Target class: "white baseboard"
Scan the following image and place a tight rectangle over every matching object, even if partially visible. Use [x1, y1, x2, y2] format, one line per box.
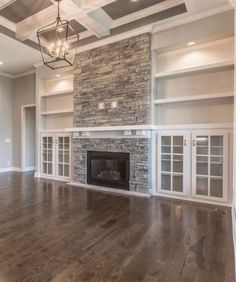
[232, 207, 236, 277]
[22, 166, 35, 172]
[0, 167, 21, 173]
[68, 182, 151, 198]
[0, 167, 35, 173]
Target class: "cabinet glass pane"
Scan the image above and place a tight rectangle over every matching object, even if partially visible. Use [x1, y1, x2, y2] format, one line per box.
[173, 175, 183, 193]
[197, 160, 208, 176]
[161, 136, 171, 154]
[196, 136, 208, 155]
[48, 163, 53, 174]
[43, 153, 47, 162]
[173, 136, 183, 154]
[48, 150, 53, 162]
[173, 155, 183, 173]
[58, 151, 63, 163]
[58, 164, 63, 176]
[43, 162, 47, 174]
[161, 174, 171, 191]
[210, 136, 223, 156]
[196, 177, 208, 196]
[210, 164, 223, 177]
[64, 153, 69, 164]
[64, 165, 69, 177]
[161, 160, 171, 172]
[210, 178, 223, 198]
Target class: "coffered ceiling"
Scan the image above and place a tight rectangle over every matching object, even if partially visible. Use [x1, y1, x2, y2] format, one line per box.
[0, 0, 233, 76]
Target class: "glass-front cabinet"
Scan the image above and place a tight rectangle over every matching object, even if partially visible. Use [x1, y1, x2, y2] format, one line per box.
[158, 133, 189, 195]
[56, 135, 71, 179]
[41, 133, 71, 180]
[41, 136, 54, 176]
[192, 132, 228, 202]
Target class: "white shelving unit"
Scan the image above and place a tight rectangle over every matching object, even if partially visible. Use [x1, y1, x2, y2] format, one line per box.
[39, 72, 74, 131]
[155, 60, 234, 79]
[154, 92, 234, 105]
[36, 67, 74, 181]
[152, 37, 234, 126]
[152, 32, 234, 205]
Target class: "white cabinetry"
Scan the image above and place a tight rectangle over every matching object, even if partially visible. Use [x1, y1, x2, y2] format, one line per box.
[157, 129, 230, 204]
[192, 132, 228, 202]
[157, 132, 190, 196]
[40, 133, 71, 180]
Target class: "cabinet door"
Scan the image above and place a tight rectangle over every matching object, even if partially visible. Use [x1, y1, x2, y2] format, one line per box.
[56, 135, 71, 179]
[158, 133, 189, 195]
[192, 132, 228, 202]
[41, 135, 54, 176]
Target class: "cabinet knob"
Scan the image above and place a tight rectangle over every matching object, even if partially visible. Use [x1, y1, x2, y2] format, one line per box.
[192, 140, 196, 147]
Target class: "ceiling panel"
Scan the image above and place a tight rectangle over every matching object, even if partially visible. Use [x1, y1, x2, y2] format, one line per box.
[0, 0, 53, 23]
[103, 0, 166, 19]
[78, 4, 187, 47]
[70, 20, 87, 33]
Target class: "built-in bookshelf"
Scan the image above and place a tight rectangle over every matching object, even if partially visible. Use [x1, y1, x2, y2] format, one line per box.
[38, 72, 74, 131]
[152, 37, 234, 125]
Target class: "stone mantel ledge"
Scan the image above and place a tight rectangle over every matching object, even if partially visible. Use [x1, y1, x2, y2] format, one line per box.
[66, 125, 156, 139]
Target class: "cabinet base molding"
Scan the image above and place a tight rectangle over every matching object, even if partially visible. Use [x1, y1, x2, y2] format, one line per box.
[153, 193, 232, 207]
[68, 182, 151, 198]
[34, 174, 70, 182]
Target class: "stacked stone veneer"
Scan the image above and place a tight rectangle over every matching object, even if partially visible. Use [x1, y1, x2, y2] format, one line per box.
[73, 33, 152, 194]
[74, 33, 151, 127]
[73, 138, 152, 193]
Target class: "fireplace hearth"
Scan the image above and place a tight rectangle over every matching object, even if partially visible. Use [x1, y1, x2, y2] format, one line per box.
[87, 151, 130, 190]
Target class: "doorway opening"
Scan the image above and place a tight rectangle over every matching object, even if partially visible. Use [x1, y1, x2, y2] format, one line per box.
[21, 105, 36, 172]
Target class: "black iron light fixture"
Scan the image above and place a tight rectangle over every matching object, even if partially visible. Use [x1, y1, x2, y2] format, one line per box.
[37, 0, 80, 70]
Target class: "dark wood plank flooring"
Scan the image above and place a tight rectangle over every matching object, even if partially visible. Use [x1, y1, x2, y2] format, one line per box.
[0, 172, 234, 282]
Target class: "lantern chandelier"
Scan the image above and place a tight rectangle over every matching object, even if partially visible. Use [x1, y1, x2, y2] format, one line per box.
[37, 0, 80, 70]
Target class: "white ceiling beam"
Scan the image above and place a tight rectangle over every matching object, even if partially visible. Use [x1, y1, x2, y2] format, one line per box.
[0, 14, 15, 31]
[0, 0, 16, 10]
[228, 0, 235, 7]
[15, 0, 113, 40]
[112, 0, 185, 28]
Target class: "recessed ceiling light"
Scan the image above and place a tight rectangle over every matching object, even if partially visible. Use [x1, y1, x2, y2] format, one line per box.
[130, 0, 139, 2]
[0, 62, 3, 65]
[187, 41, 196, 46]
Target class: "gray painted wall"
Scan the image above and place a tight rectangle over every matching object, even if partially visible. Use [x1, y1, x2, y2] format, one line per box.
[0, 75, 13, 169]
[12, 74, 35, 168]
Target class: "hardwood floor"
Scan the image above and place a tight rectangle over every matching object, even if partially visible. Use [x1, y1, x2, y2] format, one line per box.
[0, 172, 234, 282]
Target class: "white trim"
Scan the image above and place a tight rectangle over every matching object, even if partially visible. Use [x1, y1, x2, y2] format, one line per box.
[152, 4, 233, 34]
[153, 193, 232, 207]
[155, 123, 233, 130]
[22, 166, 36, 172]
[155, 60, 234, 78]
[41, 109, 74, 116]
[68, 182, 151, 198]
[0, 70, 35, 79]
[154, 92, 234, 105]
[77, 25, 153, 53]
[21, 104, 36, 172]
[13, 70, 35, 79]
[154, 37, 234, 55]
[66, 123, 233, 133]
[66, 125, 156, 132]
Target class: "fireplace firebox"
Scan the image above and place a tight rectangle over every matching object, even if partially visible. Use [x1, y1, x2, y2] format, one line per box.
[87, 151, 130, 190]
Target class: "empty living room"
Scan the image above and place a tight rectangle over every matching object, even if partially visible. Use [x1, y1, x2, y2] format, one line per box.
[0, 0, 236, 281]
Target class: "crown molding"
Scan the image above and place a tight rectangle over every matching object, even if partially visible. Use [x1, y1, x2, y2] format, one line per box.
[0, 69, 35, 79]
[152, 3, 233, 33]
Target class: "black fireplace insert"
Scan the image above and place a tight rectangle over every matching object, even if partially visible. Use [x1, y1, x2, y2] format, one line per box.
[87, 151, 130, 190]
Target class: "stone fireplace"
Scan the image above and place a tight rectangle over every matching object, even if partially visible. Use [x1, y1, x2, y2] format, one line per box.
[87, 151, 130, 190]
[72, 33, 152, 195]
